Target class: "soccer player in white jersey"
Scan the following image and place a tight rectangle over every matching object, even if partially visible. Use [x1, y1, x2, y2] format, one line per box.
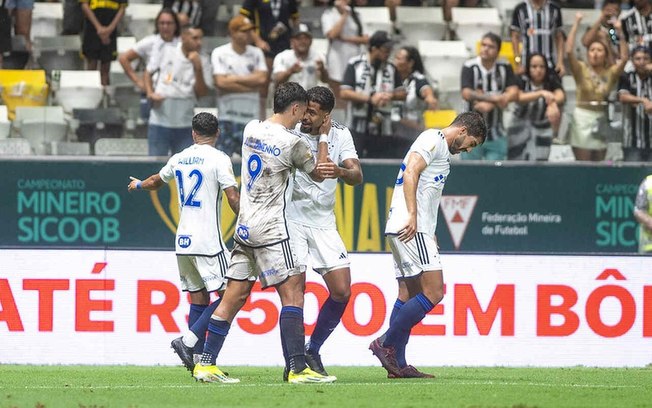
[369, 111, 487, 378]
[285, 86, 362, 379]
[192, 82, 336, 384]
[127, 112, 240, 371]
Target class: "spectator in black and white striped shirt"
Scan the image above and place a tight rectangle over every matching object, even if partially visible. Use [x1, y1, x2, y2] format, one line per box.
[618, 46, 652, 162]
[510, 0, 565, 77]
[507, 53, 565, 161]
[620, 0, 652, 54]
[461, 32, 519, 161]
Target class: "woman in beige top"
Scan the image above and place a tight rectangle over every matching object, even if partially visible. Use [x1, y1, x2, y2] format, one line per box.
[566, 12, 628, 161]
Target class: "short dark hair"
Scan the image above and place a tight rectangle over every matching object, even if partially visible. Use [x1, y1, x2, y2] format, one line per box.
[482, 32, 502, 51]
[155, 8, 180, 37]
[307, 86, 335, 113]
[273, 82, 308, 113]
[451, 111, 487, 144]
[192, 112, 219, 137]
[631, 45, 651, 58]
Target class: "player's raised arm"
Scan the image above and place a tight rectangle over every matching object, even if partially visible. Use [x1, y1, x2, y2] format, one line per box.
[127, 175, 165, 192]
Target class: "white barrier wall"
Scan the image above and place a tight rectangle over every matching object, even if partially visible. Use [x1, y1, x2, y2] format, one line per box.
[1, 250, 651, 367]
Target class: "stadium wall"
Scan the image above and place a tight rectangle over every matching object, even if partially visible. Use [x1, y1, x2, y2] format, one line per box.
[1, 250, 651, 367]
[2, 158, 652, 254]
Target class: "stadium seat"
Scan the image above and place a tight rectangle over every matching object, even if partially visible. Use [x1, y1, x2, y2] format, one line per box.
[423, 109, 457, 129]
[110, 37, 138, 73]
[72, 108, 124, 153]
[437, 75, 463, 112]
[54, 70, 104, 114]
[125, 4, 160, 40]
[202, 36, 231, 54]
[488, 0, 522, 23]
[0, 106, 10, 139]
[299, 6, 327, 37]
[561, 75, 576, 114]
[1, 36, 30, 70]
[47, 141, 92, 156]
[31, 2, 63, 39]
[395, 7, 446, 44]
[13, 106, 68, 154]
[548, 143, 575, 162]
[451, 7, 503, 51]
[33, 36, 85, 74]
[419, 40, 470, 85]
[0, 70, 49, 120]
[0, 138, 33, 156]
[107, 71, 143, 114]
[356, 7, 392, 36]
[94, 138, 148, 156]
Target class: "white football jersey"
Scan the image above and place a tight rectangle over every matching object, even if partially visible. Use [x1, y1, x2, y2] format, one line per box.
[159, 144, 238, 255]
[287, 121, 358, 229]
[385, 129, 450, 237]
[235, 120, 316, 247]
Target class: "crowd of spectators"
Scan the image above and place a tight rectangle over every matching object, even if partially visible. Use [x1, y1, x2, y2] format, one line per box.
[0, 0, 651, 162]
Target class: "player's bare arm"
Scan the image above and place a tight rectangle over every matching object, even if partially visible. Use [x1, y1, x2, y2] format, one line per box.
[316, 113, 332, 164]
[224, 186, 240, 216]
[398, 152, 427, 243]
[317, 158, 362, 185]
[127, 175, 165, 192]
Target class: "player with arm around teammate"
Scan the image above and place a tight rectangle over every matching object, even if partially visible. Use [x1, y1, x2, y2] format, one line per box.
[285, 86, 363, 379]
[191, 82, 336, 384]
[369, 111, 487, 378]
[127, 112, 240, 371]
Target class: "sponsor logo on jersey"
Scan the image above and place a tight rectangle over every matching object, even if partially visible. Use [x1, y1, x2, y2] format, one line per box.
[177, 235, 192, 248]
[236, 224, 250, 240]
[440, 195, 478, 250]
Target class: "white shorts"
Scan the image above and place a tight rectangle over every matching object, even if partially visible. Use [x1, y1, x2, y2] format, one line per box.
[176, 251, 230, 293]
[227, 240, 306, 289]
[288, 220, 350, 275]
[387, 233, 442, 279]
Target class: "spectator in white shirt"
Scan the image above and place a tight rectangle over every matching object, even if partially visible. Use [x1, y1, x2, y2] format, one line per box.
[273, 23, 328, 91]
[145, 25, 212, 156]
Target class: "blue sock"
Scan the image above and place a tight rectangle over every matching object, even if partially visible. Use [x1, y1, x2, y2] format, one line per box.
[389, 299, 405, 326]
[190, 299, 221, 355]
[308, 297, 348, 354]
[384, 293, 434, 349]
[388, 299, 408, 367]
[280, 306, 306, 373]
[200, 317, 230, 365]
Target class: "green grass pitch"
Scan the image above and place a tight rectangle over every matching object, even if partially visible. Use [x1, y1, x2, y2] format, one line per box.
[1, 365, 651, 408]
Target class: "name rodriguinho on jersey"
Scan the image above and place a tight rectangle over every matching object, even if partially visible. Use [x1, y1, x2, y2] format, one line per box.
[244, 137, 282, 156]
[177, 157, 205, 165]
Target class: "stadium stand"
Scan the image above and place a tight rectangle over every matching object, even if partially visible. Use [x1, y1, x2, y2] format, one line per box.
[396, 7, 446, 44]
[451, 7, 503, 50]
[110, 36, 137, 73]
[72, 108, 124, 153]
[0, 106, 10, 139]
[423, 109, 457, 130]
[31, 2, 63, 39]
[2, 36, 30, 70]
[54, 70, 104, 114]
[419, 40, 470, 85]
[13, 106, 68, 155]
[48, 141, 92, 156]
[356, 7, 392, 37]
[94, 137, 148, 156]
[33, 36, 85, 74]
[125, 4, 161, 40]
[0, 138, 32, 156]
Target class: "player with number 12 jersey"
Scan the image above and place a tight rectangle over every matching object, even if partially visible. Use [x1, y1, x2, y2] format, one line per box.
[159, 144, 238, 256]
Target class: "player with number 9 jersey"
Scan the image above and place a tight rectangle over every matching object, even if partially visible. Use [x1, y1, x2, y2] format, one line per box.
[159, 144, 238, 256]
[235, 119, 316, 247]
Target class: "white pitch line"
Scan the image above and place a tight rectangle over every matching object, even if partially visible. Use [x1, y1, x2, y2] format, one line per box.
[6, 381, 639, 390]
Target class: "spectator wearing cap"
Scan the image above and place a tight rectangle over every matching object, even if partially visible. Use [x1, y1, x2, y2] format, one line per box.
[211, 15, 268, 158]
[340, 30, 405, 158]
[618, 46, 652, 162]
[272, 23, 328, 91]
[240, 0, 299, 123]
[144, 25, 212, 156]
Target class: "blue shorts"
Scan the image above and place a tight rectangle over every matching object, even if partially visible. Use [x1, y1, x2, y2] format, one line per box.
[5, 0, 35, 10]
